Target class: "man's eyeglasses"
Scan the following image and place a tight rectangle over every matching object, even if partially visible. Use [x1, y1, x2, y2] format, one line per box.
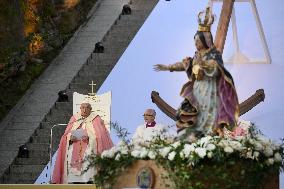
[143, 114, 153, 117]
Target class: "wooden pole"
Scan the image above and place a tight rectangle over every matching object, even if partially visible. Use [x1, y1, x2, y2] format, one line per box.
[214, 0, 235, 53]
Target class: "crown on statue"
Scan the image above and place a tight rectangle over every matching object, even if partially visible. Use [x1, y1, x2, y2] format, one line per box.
[198, 7, 215, 32]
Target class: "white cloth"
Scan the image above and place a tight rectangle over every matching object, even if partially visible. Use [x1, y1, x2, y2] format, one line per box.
[132, 123, 169, 145]
[66, 144, 95, 183]
[65, 113, 98, 183]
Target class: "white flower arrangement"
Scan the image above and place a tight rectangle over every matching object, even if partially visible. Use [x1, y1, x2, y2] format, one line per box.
[91, 121, 283, 189]
[99, 133, 284, 168]
[168, 151, 176, 161]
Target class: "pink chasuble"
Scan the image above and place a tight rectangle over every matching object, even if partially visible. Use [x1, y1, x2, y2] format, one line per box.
[69, 125, 88, 172]
[52, 114, 113, 184]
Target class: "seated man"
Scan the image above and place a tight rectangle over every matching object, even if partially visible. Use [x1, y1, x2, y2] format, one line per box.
[52, 101, 113, 184]
[132, 109, 170, 145]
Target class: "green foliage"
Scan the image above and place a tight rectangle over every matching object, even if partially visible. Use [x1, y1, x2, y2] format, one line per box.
[40, 1, 57, 19]
[86, 122, 135, 189]
[158, 156, 279, 189]
[110, 122, 131, 144]
[87, 152, 137, 189]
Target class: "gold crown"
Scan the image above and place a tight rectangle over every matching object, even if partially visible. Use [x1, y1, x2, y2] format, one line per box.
[198, 7, 215, 32]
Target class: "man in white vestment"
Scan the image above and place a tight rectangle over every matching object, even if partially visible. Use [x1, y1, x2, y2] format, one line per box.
[132, 109, 170, 145]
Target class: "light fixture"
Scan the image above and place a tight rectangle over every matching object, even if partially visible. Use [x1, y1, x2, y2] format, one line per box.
[93, 42, 104, 53]
[122, 4, 131, 15]
[58, 90, 68, 102]
[18, 144, 29, 158]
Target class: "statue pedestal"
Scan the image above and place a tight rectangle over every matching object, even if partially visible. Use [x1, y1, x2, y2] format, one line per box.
[114, 160, 174, 189]
[114, 160, 279, 189]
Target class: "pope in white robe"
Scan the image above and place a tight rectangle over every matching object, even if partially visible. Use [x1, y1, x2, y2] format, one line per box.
[52, 102, 113, 184]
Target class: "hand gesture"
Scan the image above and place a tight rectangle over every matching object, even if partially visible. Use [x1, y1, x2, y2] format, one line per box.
[182, 57, 191, 64]
[153, 64, 168, 72]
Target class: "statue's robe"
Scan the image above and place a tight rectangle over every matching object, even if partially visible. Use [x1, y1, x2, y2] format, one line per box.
[178, 47, 239, 133]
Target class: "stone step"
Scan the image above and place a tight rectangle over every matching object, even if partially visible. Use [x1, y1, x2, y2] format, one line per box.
[0, 143, 22, 151]
[119, 14, 147, 22]
[72, 77, 107, 87]
[4, 172, 41, 183]
[9, 165, 45, 174]
[73, 72, 107, 82]
[3, 178, 35, 184]
[27, 149, 50, 158]
[29, 137, 48, 148]
[21, 144, 55, 159]
[18, 150, 49, 159]
[70, 79, 106, 91]
[103, 36, 133, 46]
[115, 12, 146, 23]
[102, 46, 126, 55]
[111, 19, 141, 29]
[34, 126, 66, 138]
[131, 5, 156, 11]
[79, 64, 111, 74]
[66, 89, 89, 97]
[55, 102, 72, 110]
[30, 135, 50, 144]
[76, 70, 112, 81]
[131, 2, 158, 10]
[114, 21, 143, 28]
[109, 25, 139, 34]
[26, 143, 50, 151]
[68, 83, 94, 94]
[50, 102, 73, 116]
[88, 54, 120, 64]
[102, 39, 131, 50]
[79, 65, 113, 76]
[0, 130, 34, 144]
[14, 157, 50, 165]
[39, 122, 55, 130]
[81, 64, 114, 75]
[105, 28, 139, 40]
[105, 30, 133, 41]
[37, 122, 66, 134]
[91, 50, 122, 59]
[44, 115, 70, 124]
[50, 106, 72, 116]
[5, 122, 41, 130]
[82, 63, 114, 72]
[89, 52, 119, 62]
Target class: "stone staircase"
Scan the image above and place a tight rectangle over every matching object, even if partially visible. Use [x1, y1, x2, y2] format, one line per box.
[0, 0, 158, 184]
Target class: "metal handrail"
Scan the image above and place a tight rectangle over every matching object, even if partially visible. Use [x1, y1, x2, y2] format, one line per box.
[49, 123, 67, 183]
